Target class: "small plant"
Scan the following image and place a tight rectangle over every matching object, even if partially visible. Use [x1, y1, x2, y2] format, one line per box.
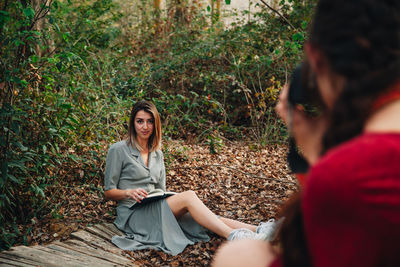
[163, 142, 189, 168]
[0, 0, 317, 250]
[206, 133, 223, 154]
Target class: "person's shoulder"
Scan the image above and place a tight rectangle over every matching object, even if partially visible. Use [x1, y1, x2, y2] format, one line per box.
[318, 133, 400, 167]
[305, 133, 400, 220]
[310, 133, 400, 185]
[152, 149, 164, 158]
[108, 140, 129, 151]
[304, 135, 373, 208]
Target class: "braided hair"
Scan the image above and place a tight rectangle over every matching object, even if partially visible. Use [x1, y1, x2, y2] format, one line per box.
[279, 1, 400, 266]
[310, 0, 400, 150]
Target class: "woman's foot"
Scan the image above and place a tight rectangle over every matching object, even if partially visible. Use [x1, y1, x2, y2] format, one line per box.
[255, 217, 285, 241]
[227, 228, 257, 241]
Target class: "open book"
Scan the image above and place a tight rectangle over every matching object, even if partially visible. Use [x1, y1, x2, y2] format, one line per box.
[136, 189, 177, 206]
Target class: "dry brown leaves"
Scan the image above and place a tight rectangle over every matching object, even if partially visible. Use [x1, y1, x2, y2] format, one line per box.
[20, 140, 298, 266]
[122, 140, 298, 266]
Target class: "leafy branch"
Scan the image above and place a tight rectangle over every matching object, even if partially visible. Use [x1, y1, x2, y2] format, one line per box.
[259, 0, 298, 31]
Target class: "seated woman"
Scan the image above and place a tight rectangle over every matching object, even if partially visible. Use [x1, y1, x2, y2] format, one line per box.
[213, 0, 400, 266]
[104, 100, 276, 255]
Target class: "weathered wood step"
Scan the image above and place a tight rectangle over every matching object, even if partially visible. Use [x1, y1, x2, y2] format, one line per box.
[101, 223, 125, 236]
[53, 240, 133, 265]
[35, 244, 117, 266]
[71, 229, 124, 255]
[0, 253, 38, 266]
[93, 223, 123, 239]
[1, 245, 82, 267]
[86, 225, 114, 240]
[0, 223, 137, 267]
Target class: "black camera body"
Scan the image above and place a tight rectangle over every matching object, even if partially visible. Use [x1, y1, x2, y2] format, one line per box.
[288, 64, 309, 107]
[287, 64, 311, 174]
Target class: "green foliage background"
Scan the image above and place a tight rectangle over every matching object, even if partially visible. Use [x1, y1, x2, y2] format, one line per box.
[0, 0, 316, 250]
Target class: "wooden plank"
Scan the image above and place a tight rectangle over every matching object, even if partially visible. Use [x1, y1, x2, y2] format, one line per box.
[0, 224, 136, 267]
[51, 240, 134, 266]
[0, 252, 38, 266]
[2, 245, 79, 267]
[0, 256, 37, 267]
[8, 245, 92, 267]
[0, 261, 15, 266]
[35, 245, 115, 266]
[77, 224, 136, 263]
[101, 223, 125, 236]
[0, 246, 49, 267]
[0, 253, 40, 266]
[86, 226, 113, 240]
[93, 224, 119, 239]
[62, 239, 114, 258]
[70, 230, 124, 255]
[96, 224, 137, 261]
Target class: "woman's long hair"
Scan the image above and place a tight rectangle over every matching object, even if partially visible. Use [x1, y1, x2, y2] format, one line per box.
[127, 100, 162, 152]
[279, 0, 400, 266]
[312, 0, 400, 150]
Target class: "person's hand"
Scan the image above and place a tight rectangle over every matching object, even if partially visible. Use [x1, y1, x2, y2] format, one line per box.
[276, 83, 328, 165]
[275, 84, 291, 125]
[125, 188, 148, 202]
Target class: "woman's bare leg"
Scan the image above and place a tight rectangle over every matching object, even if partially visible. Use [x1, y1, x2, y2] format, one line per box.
[219, 217, 257, 232]
[167, 191, 235, 238]
[212, 239, 276, 267]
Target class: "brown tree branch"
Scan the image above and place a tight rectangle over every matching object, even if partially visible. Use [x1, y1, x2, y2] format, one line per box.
[0, 0, 9, 37]
[30, 0, 53, 30]
[259, 0, 298, 31]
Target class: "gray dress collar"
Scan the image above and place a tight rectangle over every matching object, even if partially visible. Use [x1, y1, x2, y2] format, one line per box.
[127, 142, 156, 169]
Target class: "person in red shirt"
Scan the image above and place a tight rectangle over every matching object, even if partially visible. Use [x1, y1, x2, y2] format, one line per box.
[212, 0, 400, 266]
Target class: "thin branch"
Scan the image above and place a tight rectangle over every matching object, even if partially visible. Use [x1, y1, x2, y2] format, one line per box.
[33, 0, 51, 21]
[2, 0, 8, 11]
[25, 47, 58, 84]
[259, 0, 298, 31]
[170, 164, 298, 186]
[30, 0, 53, 30]
[0, 0, 9, 37]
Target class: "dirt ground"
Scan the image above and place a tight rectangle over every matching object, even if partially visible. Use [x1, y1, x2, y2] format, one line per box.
[22, 140, 298, 266]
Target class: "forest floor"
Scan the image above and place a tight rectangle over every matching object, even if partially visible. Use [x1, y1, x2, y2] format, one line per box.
[20, 140, 298, 266]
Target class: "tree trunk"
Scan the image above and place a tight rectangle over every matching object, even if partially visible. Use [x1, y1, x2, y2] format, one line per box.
[215, 0, 220, 21]
[31, 0, 54, 57]
[153, 0, 161, 33]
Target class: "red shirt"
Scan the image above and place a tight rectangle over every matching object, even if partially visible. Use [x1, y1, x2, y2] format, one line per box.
[303, 133, 400, 266]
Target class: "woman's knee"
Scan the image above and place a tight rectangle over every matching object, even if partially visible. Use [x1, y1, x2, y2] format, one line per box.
[179, 190, 199, 206]
[182, 190, 198, 199]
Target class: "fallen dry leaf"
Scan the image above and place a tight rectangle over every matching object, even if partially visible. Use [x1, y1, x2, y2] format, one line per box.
[10, 140, 297, 266]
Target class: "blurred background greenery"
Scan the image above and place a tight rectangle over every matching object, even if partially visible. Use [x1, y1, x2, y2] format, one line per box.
[0, 0, 316, 250]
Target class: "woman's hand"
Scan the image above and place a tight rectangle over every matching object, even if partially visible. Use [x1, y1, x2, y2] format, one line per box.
[276, 84, 328, 165]
[125, 188, 148, 203]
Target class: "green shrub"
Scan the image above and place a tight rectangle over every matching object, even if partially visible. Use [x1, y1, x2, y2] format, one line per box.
[0, 0, 128, 250]
[0, 0, 316, 250]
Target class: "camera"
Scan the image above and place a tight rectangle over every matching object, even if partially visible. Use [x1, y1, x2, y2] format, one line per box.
[286, 63, 322, 175]
[288, 64, 308, 107]
[288, 63, 321, 114]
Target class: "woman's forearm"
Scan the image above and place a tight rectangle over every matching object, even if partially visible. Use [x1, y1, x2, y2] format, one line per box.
[104, 188, 128, 201]
[105, 188, 148, 202]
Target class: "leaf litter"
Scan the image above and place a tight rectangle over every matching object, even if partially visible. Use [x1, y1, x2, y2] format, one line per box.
[16, 140, 298, 266]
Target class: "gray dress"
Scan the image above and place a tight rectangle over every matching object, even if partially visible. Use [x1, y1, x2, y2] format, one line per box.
[104, 141, 210, 255]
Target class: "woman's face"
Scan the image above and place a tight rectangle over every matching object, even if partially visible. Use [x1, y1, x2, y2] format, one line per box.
[134, 110, 154, 143]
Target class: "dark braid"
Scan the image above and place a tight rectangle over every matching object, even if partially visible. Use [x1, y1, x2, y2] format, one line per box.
[279, 1, 400, 266]
[309, 0, 400, 150]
